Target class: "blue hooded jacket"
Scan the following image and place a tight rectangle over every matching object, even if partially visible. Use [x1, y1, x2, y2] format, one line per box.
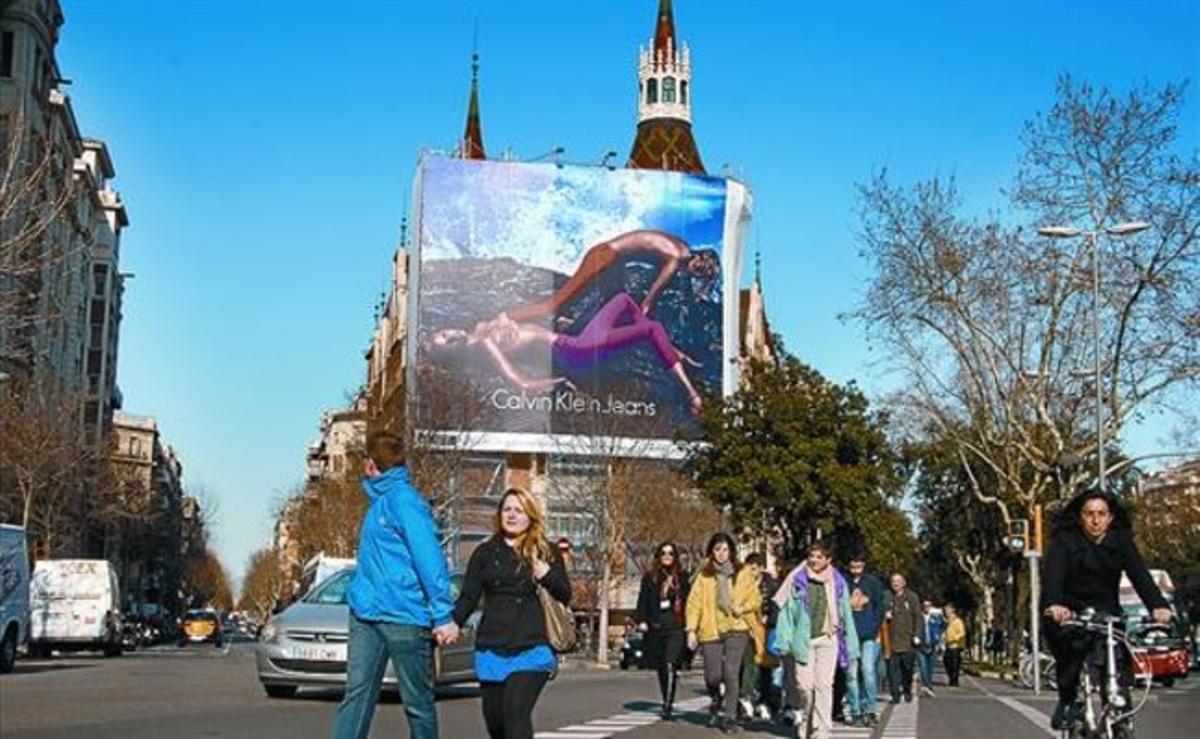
[345, 466, 454, 627]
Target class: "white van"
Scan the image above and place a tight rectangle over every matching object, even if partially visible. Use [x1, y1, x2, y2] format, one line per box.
[28, 559, 123, 657]
[0, 524, 30, 673]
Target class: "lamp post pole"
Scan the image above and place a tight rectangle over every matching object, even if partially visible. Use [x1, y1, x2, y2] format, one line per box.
[1037, 221, 1149, 490]
[1089, 230, 1106, 493]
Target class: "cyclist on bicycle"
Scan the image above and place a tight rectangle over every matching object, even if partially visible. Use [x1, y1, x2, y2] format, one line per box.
[1043, 489, 1173, 730]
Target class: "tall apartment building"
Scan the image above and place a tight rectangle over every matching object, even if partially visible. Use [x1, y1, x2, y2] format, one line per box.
[109, 411, 185, 615]
[0, 0, 128, 442]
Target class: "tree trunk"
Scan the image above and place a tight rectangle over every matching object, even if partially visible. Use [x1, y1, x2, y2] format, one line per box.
[597, 557, 612, 665]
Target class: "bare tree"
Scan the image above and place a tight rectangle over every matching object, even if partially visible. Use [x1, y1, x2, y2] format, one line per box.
[548, 386, 685, 664]
[855, 77, 1200, 531]
[238, 547, 287, 622]
[0, 375, 90, 557]
[0, 101, 83, 357]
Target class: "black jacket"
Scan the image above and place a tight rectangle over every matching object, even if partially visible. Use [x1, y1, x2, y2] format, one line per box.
[452, 536, 572, 655]
[1042, 525, 1168, 616]
[635, 570, 689, 632]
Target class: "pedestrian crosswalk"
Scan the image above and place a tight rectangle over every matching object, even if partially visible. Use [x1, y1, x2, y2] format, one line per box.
[880, 695, 919, 739]
[534, 697, 706, 738]
[535, 695, 900, 737]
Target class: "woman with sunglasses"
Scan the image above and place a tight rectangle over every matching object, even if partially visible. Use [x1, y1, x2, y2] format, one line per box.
[636, 541, 690, 719]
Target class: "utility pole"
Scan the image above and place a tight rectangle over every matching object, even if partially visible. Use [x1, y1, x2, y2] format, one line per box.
[1026, 505, 1044, 694]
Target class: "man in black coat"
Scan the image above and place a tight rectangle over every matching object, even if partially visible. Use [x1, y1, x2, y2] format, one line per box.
[1043, 489, 1172, 730]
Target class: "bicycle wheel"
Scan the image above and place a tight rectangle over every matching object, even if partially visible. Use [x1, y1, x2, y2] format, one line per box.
[1040, 655, 1059, 691]
[1019, 656, 1035, 689]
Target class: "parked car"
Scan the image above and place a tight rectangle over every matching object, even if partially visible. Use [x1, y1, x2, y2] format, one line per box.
[619, 631, 648, 670]
[28, 559, 122, 658]
[0, 524, 30, 673]
[255, 567, 477, 698]
[179, 609, 224, 647]
[1129, 618, 1191, 688]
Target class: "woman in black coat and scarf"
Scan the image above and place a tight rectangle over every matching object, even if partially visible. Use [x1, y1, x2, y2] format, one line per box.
[1042, 488, 1172, 730]
[636, 541, 690, 720]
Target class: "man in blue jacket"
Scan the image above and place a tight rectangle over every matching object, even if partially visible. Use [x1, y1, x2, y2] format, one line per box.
[330, 435, 458, 739]
[845, 552, 886, 728]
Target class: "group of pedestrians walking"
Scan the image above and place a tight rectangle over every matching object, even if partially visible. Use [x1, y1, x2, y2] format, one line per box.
[325, 431, 986, 739]
[635, 535, 972, 738]
[330, 436, 571, 739]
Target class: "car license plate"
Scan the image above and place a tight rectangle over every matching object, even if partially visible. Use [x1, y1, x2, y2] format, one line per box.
[289, 645, 343, 662]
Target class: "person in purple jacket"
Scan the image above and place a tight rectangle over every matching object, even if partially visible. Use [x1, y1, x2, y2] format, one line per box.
[329, 433, 459, 739]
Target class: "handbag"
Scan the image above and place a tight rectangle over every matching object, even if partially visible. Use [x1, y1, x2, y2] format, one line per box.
[537, 583, 578, 653]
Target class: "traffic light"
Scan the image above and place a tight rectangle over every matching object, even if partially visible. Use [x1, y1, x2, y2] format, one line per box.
[1007, 519, 1029, 553]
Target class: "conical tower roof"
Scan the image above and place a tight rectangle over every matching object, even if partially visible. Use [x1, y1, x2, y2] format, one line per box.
[461, 52, 486, 160]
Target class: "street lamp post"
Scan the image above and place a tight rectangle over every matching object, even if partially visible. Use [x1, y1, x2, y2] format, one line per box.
[1030, 221, 1149, 695]
[1037, 221, 1150, 492]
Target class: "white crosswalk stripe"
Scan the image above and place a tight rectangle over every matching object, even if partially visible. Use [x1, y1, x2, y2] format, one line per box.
[879, 694, 919, 739]
[534, 698, 706, 739]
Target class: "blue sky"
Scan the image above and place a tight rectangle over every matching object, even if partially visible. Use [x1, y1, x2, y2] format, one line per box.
[55, 1, 1198, 584]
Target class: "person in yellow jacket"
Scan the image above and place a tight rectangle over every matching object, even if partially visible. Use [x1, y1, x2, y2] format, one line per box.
[942, 604, 967, 688]
[686, 533, 762, 733]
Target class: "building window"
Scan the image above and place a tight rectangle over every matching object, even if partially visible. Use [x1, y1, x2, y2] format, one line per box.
[129, 436, 142, 457]
[662, 77, 676, 103]
[680, 80, 688, 105]
[1, 32, 13, 78]
[93, 264, 108, 297]
[646, 78, 657, 105]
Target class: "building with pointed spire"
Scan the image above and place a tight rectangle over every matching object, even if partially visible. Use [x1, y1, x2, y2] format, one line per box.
[460, 52, 486, 159]
[627, 0, 704, 174]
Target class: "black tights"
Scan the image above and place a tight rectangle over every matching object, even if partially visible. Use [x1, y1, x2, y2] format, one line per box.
[480, 671, 550, 739]
[656, 663, 678, 706]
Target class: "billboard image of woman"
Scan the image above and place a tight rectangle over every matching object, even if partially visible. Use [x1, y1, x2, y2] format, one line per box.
[410, 155, 746, 451]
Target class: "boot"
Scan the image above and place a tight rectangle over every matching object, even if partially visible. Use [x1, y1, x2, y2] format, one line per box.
[663, 670, 677, 720]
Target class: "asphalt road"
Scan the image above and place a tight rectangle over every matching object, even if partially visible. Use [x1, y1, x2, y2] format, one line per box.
[1, 644, 1197, 738]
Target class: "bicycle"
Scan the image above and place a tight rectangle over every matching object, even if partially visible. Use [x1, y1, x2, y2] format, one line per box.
[1058, 608, 1153, 739]
[1018, 647, 1058, 690]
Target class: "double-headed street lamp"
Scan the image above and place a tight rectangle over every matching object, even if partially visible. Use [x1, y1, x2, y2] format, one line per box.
[1037, 221, 1151, 494]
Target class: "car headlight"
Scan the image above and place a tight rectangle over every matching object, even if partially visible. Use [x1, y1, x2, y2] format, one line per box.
[260, 621, 279, 643]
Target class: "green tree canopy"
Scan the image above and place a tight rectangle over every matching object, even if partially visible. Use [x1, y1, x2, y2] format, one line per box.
[689, 353, 913, 564]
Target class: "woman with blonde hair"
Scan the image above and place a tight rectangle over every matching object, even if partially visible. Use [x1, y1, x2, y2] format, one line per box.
[453, 488, 571, 739]
[686, 532, 762, 733]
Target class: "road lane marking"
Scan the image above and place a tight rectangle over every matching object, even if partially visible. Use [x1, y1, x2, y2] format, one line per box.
[534, 698, 708, 739]
[965, 675, 1055, 737]
[880, 693, 919, 738]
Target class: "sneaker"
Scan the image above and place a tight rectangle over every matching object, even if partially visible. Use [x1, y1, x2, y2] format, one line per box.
[755, 704, 772, 720]
[661, 704, 673, 721]
[738, 698, 755, 718]
[904, 693, 913, 703]
[865, 713, 878, 727]
[779, 708, 797, 726]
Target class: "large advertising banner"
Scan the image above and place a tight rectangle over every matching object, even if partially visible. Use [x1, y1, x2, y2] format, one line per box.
[410, 155, 748, 456]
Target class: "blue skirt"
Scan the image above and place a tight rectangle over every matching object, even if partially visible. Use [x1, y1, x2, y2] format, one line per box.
[475, 644, 557, 683]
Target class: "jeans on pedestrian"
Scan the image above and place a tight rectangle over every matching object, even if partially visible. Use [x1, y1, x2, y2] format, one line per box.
[330, 613, 437, 739]
[888, 651, 915, 702]
[845, 638, 879, 718]
[700, 631, 749, 717]
[915, 648, 935, 689]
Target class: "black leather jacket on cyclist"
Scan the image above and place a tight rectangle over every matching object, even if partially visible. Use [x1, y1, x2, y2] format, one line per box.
[1042, 491, 1169, 720]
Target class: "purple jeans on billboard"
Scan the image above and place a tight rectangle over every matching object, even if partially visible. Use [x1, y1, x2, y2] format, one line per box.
[552, 293, 680, 369]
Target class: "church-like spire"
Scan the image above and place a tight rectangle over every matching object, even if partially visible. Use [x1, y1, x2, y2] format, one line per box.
[653, 0, 676, 57]
[628, 0, 704, 174]
[461, 51, 486, 160]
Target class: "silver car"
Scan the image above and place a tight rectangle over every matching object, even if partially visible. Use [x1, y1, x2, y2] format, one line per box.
[255, 568, 477, 698]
